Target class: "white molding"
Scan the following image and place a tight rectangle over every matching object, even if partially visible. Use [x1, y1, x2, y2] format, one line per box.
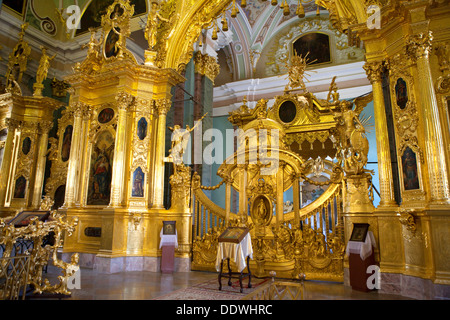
[213, 61, 371, 117]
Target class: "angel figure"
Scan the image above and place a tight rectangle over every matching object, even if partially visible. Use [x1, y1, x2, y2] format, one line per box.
[145, 1, 169, 50]
[46, 137, 59, 162]
[168, 113, 208, 165]
[82, 28, 102, 60]
[332, 93, 373, 175]
[35, 47, 56, 86]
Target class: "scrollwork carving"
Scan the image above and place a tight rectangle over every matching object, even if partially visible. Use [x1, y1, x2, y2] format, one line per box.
[406, 32, 433, 61]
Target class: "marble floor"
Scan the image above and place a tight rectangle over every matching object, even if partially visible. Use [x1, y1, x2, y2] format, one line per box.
[31, 266, 413, 300]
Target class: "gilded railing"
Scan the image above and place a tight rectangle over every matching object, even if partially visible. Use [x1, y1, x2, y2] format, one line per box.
[0, 210, 79, 299]
[0, 255, 31, 300]
[283, 183, 344, 241]
[191, 186, 236, 240]
[191, 175, 345, 281]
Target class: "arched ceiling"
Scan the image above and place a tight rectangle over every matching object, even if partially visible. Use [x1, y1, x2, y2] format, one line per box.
[0, 0, 366, 83]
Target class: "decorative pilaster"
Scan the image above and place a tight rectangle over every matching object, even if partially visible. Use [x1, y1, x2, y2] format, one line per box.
[292, 173, 300, 228]
[30, 121, 53, 209]
[152, 98, 171, 209]
[276, 163, 285, 227]
[110, 91, 134, 207]
[64, 102, 85, 207]
[406, 32, 450, 204]
[224, 177, 232, 225]
[0, 119, 21, 208]
[238, 164, 248, 221]
[76, 106, 93, 206]
[364, 61, 397, 207]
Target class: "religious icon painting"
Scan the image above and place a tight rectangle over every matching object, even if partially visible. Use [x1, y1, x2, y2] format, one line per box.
[401, 147, 420, 191]
[98, 108, 115, 124]
[250, 195, 271, 226]
[163, 221, 176, 235]
[22, 137, 31, 155]
[14, 176, 27, 199]
[132, 167, 145, 197]
[349, 223, 369, 242]
[87, 131, 114, 205]
[137, 117, 148, 140]
[61, 125, 73, 162]
[278, 100, 297, 124]
[104, 28, 120, 58]
[293, 32, 331, 66]
[395, 78, 408, 110]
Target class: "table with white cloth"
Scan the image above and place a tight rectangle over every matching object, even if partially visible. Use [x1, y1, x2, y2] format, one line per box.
[159, 228, 178, 274]
[346, 231, 377, 292]
[215, 232, 253, 293]
[345, 231, 376, 261]
[159, 228, 178, 249]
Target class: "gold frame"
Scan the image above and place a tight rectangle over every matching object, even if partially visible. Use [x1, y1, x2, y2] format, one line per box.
[398, 142, 425, 202]
[290, 31, 334, 68]
[250, 194, 274, 227]
[274, 97, 302, 125]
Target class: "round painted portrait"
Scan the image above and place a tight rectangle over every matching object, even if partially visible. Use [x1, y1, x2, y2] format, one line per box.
[98, 108, 115, 124]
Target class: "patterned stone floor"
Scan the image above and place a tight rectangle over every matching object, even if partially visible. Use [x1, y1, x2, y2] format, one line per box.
[30, 266, 413, 300]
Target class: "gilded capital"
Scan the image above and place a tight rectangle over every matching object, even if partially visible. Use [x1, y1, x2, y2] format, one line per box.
[116, 91, 135, 110]
[68, 102, 88, 117]
[38, 121, 54, 134]
[154, 98, 172, 116]
[406, 32, 433, 60]
[6, 118, 22, 130]
[363, 61, 384, 83]
[194, 52, 220, 83]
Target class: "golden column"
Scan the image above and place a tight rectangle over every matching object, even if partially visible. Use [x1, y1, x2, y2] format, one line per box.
[292, 173, 300, 228]
[110, 92, 134, 208]
[224, 177, 232, 225]
[0, 119, 20, 209]
[363, 61, 397, 208]
[276, 163, 285, 227]
[64, 102, 84, 208]
[152, 98, 171, 209]
[30, 120, 53, 209]
[238, 164, 248, 220]
[407, 32, 450, 204]
[76, 106, 93, 206]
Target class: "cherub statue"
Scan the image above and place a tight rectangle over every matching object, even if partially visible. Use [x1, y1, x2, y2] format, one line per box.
[145, 1, 169, 50]
[46, 137, 59, 161]
[35, 47, 56, 87]
[82, 28, 102, 60]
